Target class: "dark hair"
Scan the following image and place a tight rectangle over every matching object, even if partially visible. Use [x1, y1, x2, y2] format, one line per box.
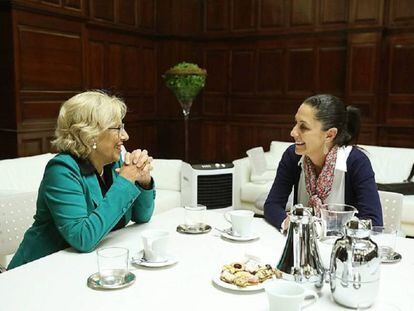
[303, 94, 361, 146]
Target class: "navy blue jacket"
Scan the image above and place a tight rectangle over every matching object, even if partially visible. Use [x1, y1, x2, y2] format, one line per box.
[264, 145, 383, 229]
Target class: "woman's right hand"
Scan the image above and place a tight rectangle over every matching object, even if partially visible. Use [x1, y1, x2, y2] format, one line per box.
[117, 149, 153, 184]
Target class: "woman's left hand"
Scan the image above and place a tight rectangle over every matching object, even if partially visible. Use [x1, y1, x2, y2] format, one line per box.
[124, 149, 153, 188]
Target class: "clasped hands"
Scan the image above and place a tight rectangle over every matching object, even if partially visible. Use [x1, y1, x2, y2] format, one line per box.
[117, 149, 153, 188]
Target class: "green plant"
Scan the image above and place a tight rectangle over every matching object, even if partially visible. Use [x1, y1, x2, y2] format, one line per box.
[163, 62, 207, 104]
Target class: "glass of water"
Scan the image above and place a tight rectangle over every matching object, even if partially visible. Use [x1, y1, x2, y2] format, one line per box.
[97, 247, 129, 286]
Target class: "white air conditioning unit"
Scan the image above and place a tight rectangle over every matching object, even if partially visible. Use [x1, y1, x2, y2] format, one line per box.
[181, 162, 234, 209]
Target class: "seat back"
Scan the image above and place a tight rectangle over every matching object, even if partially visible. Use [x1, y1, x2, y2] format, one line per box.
[378, 190, 403, 232]
[0, 192, 37, 268]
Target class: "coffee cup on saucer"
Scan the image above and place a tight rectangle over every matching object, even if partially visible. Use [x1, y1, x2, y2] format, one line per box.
[141, 229, 169, 263]
[224, 210, 254, 237]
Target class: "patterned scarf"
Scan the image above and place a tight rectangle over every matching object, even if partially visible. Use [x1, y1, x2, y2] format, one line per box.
[304, 145, 338, 217]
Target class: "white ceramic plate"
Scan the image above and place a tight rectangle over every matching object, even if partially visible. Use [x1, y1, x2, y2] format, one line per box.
[131, 253, 178, 268]
[212, 274, 267, 292]
[221, 231, 260, 241]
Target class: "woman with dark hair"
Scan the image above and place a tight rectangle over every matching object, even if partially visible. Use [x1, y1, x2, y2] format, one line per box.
[264, 94, 383, 230]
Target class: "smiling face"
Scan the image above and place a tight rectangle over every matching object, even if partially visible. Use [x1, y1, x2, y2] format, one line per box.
[92, 121, 129, 170]
[290, 103, 331, 166]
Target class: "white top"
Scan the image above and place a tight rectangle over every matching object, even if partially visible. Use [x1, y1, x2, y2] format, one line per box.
[298, 145, 353, 205]
[0, 208, 413, 311]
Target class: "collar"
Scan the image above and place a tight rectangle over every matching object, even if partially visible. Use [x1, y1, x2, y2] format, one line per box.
[297, 145, 352, 172]
[72, 155, 114, 176]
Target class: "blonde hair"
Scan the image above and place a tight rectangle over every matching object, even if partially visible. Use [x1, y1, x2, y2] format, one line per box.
[52, 90, 127, 158]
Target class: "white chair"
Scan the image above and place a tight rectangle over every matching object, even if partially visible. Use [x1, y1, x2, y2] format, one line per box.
[378, 190, 404, 234]
[0, 192, 37, 270]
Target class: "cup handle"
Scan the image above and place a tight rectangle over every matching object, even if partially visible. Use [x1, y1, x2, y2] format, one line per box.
[302, 289, 318, 309]
[224, 212, 232, 224]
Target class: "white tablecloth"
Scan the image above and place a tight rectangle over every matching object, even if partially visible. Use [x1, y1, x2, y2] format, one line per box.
[1, 208, 413, 311]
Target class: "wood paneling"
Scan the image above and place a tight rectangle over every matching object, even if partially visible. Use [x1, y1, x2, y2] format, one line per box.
[118, 0, 137, 27]
[231, 49, 255, 94]
[350, 0, 383, 26]
[204, 0, 229, 32]
[290, 0, 314, 26]
[287, 47, 315, 94]
[388, 0, 414, 26]
[319, 0, 348, 25]
[90, 0, 115, 22]
[258, 0, 285, 29]
[230, 0, 255, 31]
[2, 0, 414, 160]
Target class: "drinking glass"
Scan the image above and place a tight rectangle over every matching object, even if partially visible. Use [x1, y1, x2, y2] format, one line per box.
[97, 247, 129, 286]
[317, 203, 357, 279]
[370, 226, 397, 260]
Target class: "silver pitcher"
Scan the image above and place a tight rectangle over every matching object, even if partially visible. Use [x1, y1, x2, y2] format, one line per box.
[277, 204, 324, 288]
[330, 219, 380, 309]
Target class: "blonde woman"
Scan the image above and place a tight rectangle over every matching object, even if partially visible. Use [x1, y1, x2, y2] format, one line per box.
[9, 91, 155, 269]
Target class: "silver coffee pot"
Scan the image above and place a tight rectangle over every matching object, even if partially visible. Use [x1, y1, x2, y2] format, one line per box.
[277, 204, 324, 288]
[330, 219, 380, 309]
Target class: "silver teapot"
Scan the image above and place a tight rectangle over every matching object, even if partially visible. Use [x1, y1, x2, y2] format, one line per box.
[277, 204, 324, 288]
[330, 219, 380, 309]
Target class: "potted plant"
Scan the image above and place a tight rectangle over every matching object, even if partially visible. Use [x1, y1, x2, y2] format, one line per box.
[163, 62, 207, 161]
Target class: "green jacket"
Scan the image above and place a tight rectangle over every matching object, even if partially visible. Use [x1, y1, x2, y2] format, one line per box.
[8, 153, 155, 269]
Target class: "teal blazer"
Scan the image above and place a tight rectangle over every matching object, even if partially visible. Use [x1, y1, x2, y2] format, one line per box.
[8, 153, 155, 269]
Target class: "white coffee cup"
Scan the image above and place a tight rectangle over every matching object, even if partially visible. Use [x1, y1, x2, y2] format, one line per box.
[265, 280, 318, 311]
[224, 210, 254, 237]
[141, 229, 169, 263]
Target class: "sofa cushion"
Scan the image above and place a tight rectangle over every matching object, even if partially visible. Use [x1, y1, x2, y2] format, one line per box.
[151, 159, 182, 191]
[240, 181, 273, 203]
[0, 153, 55, 192]
[154, 189, 181, 214]
[360, 145, 414, 183]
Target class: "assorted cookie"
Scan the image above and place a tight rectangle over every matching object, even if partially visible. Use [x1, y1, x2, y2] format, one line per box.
[219, 260, 281, 288]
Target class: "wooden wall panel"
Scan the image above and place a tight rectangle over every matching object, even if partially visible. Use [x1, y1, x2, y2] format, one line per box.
[384, 33, 414, 127]
[88, 41, 105, 88]
[90, 0, 115, 22]
[319, 0, 348, 26]
[350, 0, 383, 26]
[318, 46, 346, 94]
[388, 0, 414, 26]
[257, 48, 284, 94]
[231, 49, 255, 94]
[258, 0, 285, 29]
[290, 0, 315, 26]
[230, 0, 255, 31]
[204, 0, 229, 33]
[287, 47, 315, 94]
[346, 32, 381, 123]
[138, 0, 156, 30]
[118, 0, 137, 27]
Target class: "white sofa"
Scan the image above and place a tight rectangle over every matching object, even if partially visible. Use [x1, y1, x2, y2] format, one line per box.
[233, 141, 414, 236]
[0, 153, 182, 268]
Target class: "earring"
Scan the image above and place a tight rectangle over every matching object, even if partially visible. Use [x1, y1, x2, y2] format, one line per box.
[92, 142, 97, 150]
[323, 142, 329, 155]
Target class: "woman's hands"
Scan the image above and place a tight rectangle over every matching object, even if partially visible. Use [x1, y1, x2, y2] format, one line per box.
[117, 149, 153, 188]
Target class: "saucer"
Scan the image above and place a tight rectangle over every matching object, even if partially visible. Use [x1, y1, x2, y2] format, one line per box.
[381, 251, 402, 264]
[221, 231, 260, 242]
[87, 271, 135, 290]
[131, 252, 178, 268]
[177, 224, 212, 234]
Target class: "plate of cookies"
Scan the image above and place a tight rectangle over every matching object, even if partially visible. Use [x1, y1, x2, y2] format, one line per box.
[212, 259, 281, 292]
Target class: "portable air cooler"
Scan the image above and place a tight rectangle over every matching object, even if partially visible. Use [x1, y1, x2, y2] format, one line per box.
[181, 162, 234, 209]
